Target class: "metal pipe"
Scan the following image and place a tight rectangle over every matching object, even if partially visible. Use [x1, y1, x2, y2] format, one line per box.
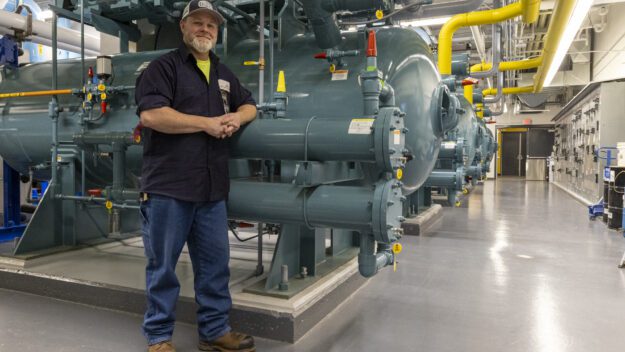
[321, 0, 385, 12]
[50, 13, 59, 188]
[471, 24, 501, 79]
[470, 56, 542, 73]
[228, 179, 403, 242]
[269, 0, 275, 102]
[419, 0, 486, 18]
[277, 0, 289, 51]
[464, 84, 474, 105]
[259, 0, 265, 104]
[57, 195, 140, 210]
[80, 0, 85, 86]
[358, 233, 393, 278]
[482, 85, 533, 96]
[301, 0, 342, 49]
[533, 0, 576, 92]
[0, 9, 100, 52]
[0, 89, 75, 99]
[484, 69, 504, 104]
[437, 1, 540, 75]
[0, 26, 99, 56]
[230, 112, 406, 173]
[256, 222, 264, 276]
[425, 169, 464, 189]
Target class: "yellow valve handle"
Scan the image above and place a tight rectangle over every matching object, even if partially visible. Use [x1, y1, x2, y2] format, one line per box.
[392, 243, 402, 254]
[100, 93, 107, 100]
[455, 201, 461, 207]
[98, 84, 106, 92]
[375, 9, 384, 20]
[396, 169, 403, 180]
[243, 61, 259, 66]
[87, 93, 92, 101]
[463, 188, 469, 195]
[329, 64, 336, 73]
[105, 201, 113, 210]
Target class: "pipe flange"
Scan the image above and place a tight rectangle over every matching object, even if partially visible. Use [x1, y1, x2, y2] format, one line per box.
[432, 84, 460, 137]
[373, 107, 406, 174]
[455, 166, 465, 192]
[371, 179, 404, 243]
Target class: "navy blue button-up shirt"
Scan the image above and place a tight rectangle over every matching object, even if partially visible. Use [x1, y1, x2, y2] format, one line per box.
[135, 45, 255, 202]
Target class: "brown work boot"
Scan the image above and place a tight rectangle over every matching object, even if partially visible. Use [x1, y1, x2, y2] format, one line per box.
[198, 331, 255, 351]
[148, 340, 176, 352]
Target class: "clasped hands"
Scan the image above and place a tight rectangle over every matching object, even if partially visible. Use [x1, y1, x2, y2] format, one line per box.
[205, 113, 241, 139]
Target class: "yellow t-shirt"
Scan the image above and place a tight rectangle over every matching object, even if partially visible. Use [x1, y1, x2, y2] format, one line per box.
[196, 59, 211, 83]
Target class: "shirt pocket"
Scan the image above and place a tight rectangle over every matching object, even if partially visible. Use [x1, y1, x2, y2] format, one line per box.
[175, 85, 207, 114]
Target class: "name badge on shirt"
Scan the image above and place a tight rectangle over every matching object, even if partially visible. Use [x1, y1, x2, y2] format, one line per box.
[218, 79, 231, 113]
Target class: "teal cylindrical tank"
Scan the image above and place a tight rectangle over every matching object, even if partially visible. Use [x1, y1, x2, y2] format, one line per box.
[0, 53, 160, 185]
[0, 27, 444, 196]
[222, 27, 446, 194]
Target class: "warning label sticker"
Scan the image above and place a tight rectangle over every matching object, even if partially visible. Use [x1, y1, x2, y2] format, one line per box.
[348, 119, 374, 134]
[394, 130, 401, 145]
[332, 70, 349, 81]
[442, 141, 457, 150]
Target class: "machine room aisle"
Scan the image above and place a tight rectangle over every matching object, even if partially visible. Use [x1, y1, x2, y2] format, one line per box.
[2, 178, 625, 352]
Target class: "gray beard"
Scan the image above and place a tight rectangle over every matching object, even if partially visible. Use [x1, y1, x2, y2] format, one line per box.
[190, 37, 213, 54]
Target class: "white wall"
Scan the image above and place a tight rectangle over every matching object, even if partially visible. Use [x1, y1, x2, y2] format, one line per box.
[495, 106, 561, 126]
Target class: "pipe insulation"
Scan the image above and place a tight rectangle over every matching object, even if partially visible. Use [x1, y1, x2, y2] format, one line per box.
[0, 9, 100, 53]
[0, 26, 100, 56]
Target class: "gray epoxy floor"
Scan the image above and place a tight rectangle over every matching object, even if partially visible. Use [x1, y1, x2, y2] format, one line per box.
[3, 178, 625, 352]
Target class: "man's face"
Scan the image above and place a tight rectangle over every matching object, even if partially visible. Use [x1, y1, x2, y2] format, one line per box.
[180, 12, 219, 55]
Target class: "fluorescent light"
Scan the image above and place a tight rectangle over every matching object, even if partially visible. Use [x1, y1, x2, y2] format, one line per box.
[544, 0, 593, 87]
[400, 16, 452, 28]
[40, 10, 53, 20]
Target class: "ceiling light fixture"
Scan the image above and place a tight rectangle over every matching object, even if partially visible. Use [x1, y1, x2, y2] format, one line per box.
[544, 0, 593, 87]
[400, 16, 452, 28]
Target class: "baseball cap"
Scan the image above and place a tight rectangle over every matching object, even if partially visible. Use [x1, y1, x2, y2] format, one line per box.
[181, 0, 225, 25]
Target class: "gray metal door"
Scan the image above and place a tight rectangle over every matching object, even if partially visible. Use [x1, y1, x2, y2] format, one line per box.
[501, 132, 527, 176]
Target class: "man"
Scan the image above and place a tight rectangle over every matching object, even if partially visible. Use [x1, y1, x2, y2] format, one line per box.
[134, 0, 257, 351]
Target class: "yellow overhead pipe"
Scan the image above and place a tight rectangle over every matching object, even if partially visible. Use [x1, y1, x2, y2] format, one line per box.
[476, 103, 484, 119]
[522, 0, 541, 24]
[438, 0, 540, 75]
[482, 85, 534, 96]
[0, 89, 74, 99]
[470, 56, 543, 74]
[533, 0, 577, 93]
[464, 84, 474, 105]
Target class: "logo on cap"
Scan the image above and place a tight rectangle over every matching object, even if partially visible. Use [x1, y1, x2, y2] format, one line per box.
[181, 0, 225, 24]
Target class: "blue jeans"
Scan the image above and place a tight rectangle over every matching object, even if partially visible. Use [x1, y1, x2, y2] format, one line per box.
[140, 194, 231, 345]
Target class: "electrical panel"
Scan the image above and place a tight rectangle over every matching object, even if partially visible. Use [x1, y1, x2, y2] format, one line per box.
[552, 81, 625, 203]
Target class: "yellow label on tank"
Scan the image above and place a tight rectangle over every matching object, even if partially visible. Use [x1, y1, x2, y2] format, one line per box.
[396, 169, 403, 180]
